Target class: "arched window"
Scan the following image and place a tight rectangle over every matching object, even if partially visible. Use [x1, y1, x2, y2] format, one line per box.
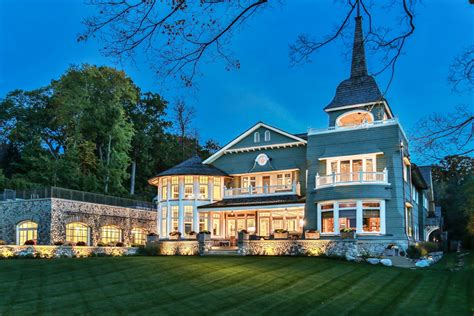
[254, 132, 260, 143]
[264, 130, 271, 142]
[100, 225, 122, 244]
[17, 221, 38, 245]
[336, 110, 374, 127]
[131, 228, 147, 245]
[66, 222, 89, 245]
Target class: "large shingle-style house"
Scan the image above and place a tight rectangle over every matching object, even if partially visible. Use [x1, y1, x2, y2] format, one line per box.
[149, 15, 441, 246]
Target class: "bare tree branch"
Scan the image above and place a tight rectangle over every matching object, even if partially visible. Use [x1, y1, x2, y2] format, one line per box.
[448, 46, 474, 94]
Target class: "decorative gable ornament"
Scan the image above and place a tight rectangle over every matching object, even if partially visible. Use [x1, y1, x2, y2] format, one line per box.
[255, 154, 270, 166]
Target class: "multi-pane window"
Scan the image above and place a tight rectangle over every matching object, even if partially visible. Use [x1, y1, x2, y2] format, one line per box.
[171, 176, 179, 199]
[254, 132, 260, 143]
[321, 204, 334, 233]
[403, 159, 410, 182]
[161, 206, 168, 237]
[213, 177, 222, 200]
[326, 156, 377, 182]
[184, 205, 194, 235]
[131, 228, 147, 245]
[338, 202, 356, 231]
[199, 176, 208, 199]
[276, 173, 292, 187]
[242, 176, 256, 191]
[100, 226, 122, 244]
[406, 207, 413, 237]
[199, 213, 209, 232]
[17, 221, 38, 245]
[212, 213, 221, 236]
[161, 178, 168, 201]
[171, 206, 179, 232]
[264, 130, 271, 141]
[184, 176, 194, 199]
[363, 202, 380, 232]
[66, 222, 89, 244]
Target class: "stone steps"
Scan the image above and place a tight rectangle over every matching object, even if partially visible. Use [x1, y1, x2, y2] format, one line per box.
[205, 246, 239, 256]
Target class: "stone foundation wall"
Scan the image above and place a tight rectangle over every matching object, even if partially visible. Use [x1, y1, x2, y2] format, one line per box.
[159, 240, 199, 256]
[0, 199, 53, 244]
[0, 245, 138, 259]
[239, 240, 409, 257]
[51, 199, 157, 245]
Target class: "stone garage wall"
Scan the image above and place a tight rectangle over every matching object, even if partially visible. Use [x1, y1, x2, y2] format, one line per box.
[51, 199, 157, 245]
[0, 199, 53, 245]
[239, 239, 409, 257]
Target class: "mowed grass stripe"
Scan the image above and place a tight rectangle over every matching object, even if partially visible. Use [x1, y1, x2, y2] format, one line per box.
[0, 255, 472, 315]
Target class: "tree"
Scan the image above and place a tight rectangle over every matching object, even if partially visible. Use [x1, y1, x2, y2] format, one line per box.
[448, 46, 474, 94]
[173, 100, 195, 158]
[411, 105, 473, 163]
[79, 0, 417, 90]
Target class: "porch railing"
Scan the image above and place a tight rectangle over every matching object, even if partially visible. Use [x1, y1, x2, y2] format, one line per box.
[224, 182, 300, 198]
[315, 169, 388, 189]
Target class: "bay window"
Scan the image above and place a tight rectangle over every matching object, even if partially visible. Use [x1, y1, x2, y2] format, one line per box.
[184, 176, 194, 199]
[319, 200, 385, 235]
[161, 206, 168, 237]
[171, 176, 179, 199]
[171, 206, 179, 232]
[161, 178, 168, 201]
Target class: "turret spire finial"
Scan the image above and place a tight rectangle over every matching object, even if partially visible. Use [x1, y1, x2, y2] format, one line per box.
[350, 3, 368, 78]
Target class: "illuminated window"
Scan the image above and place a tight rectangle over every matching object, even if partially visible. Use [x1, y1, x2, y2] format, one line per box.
[100, 226, 122, 244]
[403, 158, 410, 182]
[17, 221, 38, 245]
[320, 204, 334, 233]
[184, 205, 193, 235]
[212, 213, 221, 236]
[406, 207, 413, 237]
[254, 132, 260, 143]
[276, 173, 292, 187]
[242, 176, 256, 191]
[363, 202, 381, 233]
[264, 130, 271, 142]
[161, 178, 168, 200]
[184, 176, 194, 198]
[171, 176, 179, 199]
[131, 228, 147, 245]
[336, 110, 374, 127]
[171, 206, 179, 232]
[199, 213, 209, 232]
[66, 222, 89, 245]
[213, 177, 222, 200]
[338, 202, 356, 231]
[161, 206, 168, 237]
[199, 176, 208, 199]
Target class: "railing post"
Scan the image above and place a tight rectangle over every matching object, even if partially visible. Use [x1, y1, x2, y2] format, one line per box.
[249, 185, 252, 196]
[332, 172, 336, 186]
[315, 173, 319, 189]
[383, 168, 388, 182]
[360, 170, 363, 183]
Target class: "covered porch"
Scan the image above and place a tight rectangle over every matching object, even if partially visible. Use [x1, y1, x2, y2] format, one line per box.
[198, 195, 305, 240]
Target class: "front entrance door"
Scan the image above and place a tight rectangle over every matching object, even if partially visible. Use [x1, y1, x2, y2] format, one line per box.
[262, 176, 270, 193]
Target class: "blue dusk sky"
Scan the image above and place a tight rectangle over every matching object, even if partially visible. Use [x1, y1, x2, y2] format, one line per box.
[1, 0, 473, 147]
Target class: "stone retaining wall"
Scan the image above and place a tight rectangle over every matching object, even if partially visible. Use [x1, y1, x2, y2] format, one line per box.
[239, 239, 409, 257]
[159, 240, 199, 256]
[0, 245, 138, 259]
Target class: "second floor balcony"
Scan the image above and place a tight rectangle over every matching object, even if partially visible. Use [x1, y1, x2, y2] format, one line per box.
[315, 169, 388, 189]
[224, 182, 301, 198]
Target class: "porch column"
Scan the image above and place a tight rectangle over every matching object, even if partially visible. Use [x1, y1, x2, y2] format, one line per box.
[157, 204, 162, 237]
[317, 203, 321, 232]
[207, 211, 213, 232]
[178, 176, 184, 233]
[209, 177, 213, 203]
[356, 200, 363, 234]
[193, 204, 199, 232]
[334, 202, 340, 234]
[380, 200, 386, 235]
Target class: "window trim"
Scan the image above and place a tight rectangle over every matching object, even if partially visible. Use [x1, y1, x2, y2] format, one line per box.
[264, 130, 271, 142]
[16, 220, 38, 245]
[254, 132, 260, 143]
[335, 109, 374, 127]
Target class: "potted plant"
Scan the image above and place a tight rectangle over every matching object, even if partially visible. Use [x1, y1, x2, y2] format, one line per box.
[146, 232, 159, 244]
[24, 240, 36, 246]
[188, 231, 198, 239]
[198, 230, 211, 242]
[274, 229, 289, 239]
[340, 228, 356, 239]
[169, 231, 181, 240]
[76, 241, 87, 247]
[305, 229, 320, 239]
[238, 229, 249, 241]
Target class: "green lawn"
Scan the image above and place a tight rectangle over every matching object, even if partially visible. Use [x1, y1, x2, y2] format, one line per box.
[0, 254, 472, 315]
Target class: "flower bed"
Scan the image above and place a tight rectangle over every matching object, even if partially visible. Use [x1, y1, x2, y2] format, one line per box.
[0, 245, 139, 259]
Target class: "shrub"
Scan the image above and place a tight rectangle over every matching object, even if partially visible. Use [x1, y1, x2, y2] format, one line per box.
[97, 242, 105, 247]
[131, 244, 143, 248]
[169, 231, 181, 236]
[53, 241, 64, 246]
[239, 229, 248, 234]
[107, 242, 117, 247]
[199, 230, 211, 234]
[274, 229, 288, 234]
[147, 232, 158, 237]
[406, 245, 421, 259]
[417, 242, 439, 256]
[0, 240, 6, 245]
[115, 242, 125, 247]
[76, 241, 86, 247]
[340, 228, 356, 233]
[24, 240, 35, 245]
[137, 243, 161, 256]
[189, 231, 197, 236]
[63, 242, 75, 246]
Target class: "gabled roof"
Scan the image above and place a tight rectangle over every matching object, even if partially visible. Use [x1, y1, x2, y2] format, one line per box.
[148, 156, 228, 184]
[203, 122, 307, 164]
[324, 16, 384, 112]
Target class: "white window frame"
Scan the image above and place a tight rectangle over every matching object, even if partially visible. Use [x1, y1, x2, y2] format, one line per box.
[254, 132, 260, 143]
[317, 199, 385, 236]
[326, 154, 377, 175]
[335, 109, 374, 127]
[264, 130, 271, 142]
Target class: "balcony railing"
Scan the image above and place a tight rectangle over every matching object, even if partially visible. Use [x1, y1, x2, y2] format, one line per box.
[224, 182, 300, 198]
[315, 169, 388, 189]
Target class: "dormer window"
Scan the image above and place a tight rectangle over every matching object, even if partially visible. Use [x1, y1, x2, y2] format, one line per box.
[254, 132, 260, 143]
[336, 110, 374, 127]
[264, 130, 271, 142]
